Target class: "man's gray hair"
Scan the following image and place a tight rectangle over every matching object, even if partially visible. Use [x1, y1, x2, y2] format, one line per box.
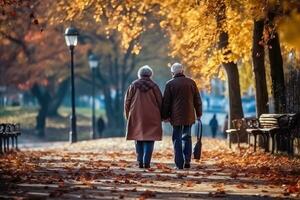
[171, 63, 183, 74]
[137, 65, 153, 78]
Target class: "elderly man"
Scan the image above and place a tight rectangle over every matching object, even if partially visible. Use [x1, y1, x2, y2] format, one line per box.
[124, 65, 163, 168]
[162, 63, 202, 169]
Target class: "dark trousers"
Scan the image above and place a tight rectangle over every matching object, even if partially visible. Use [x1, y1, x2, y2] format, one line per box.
[135, 141, 154, 166]
[211, 128, 217, 138]
[172, 125, 192, 169]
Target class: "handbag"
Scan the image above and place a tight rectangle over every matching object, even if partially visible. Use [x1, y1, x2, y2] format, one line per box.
[193, 119, 203, 160]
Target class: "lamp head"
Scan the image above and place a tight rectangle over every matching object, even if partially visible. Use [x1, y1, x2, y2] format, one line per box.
[65, 27, 79, 47]
[88, 53, 98, 69]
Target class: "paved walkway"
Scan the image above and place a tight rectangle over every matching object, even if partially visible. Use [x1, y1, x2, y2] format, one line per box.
[0, 137, 299, 199]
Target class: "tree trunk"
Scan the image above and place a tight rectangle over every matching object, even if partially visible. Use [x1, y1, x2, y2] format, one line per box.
[223, 62, 244, 125]
[267, 12, 286, 113]
[216, 2, 244, 133]
[36, 104, 48, 138]
[267, 12, 287, 152]
[218, 31, 244, 130]
[31, 84, 50, 138]
[268, 31, 286, 113]
[268, 32, 288, 151]
[252, 20, 269, 117]
[47, 79, 69, 117]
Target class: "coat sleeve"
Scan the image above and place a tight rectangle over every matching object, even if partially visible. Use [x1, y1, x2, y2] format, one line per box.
[162, 83, 172, 120]
[193, 82, 202, 118]
[124, 84, 134, 120]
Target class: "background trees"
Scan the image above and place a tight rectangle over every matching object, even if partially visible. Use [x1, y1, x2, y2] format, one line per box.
[0, 1, 90, 137]
[1, 0, 300, 139]
[46, 0, 171, 136]
[149, 0, 300, 125]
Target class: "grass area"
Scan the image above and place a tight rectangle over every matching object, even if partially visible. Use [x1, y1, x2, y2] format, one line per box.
[58, 106, 106, 119]
[0, 106, 37, 129]
[0, 106, 106, 141]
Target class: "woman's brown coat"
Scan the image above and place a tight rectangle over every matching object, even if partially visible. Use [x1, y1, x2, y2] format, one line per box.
[124, 77, 163, 141]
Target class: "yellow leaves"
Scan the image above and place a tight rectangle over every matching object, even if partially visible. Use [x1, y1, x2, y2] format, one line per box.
[46, 0, 149, 54]
[226, 6, 253, 64]
[238, 60, 254, 94]
[278, 11, 300, 51]
[268, 0, 279, 7]
[43, 0, 300, 92]
[132, 44, 142, 55]
[93, 3, 104, 22]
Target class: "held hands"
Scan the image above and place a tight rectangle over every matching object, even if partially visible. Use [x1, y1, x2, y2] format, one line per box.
[163, 118, 170, 123]
[197, 114, 202, 121]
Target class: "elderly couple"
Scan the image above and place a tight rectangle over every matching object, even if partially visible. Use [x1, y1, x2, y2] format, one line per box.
[124, 63, 202, 169]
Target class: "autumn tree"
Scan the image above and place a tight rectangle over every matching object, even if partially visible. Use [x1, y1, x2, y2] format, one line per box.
[0, 1, 90, 137]
[148, 0, 246, 130]
[76, 28, 170, 136]
[155, 0, 300, 117]
[216, 1, 244, 128]
[3, 0, 300, 138]
[46, 0, 171, 135]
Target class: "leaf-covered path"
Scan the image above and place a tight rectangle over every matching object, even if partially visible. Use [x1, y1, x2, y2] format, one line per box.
[1, 137, 300, 199]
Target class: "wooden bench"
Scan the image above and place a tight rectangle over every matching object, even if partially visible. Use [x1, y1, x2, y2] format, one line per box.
[226, 119, 244, 149]
[0, 123, 21, 154]
[280, 113, 300, 155]
[246, 114, 298, 154]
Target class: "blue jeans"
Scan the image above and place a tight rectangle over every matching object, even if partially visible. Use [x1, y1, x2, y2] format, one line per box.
[135, 141, 154, 166]
[172, 125, 192, 169]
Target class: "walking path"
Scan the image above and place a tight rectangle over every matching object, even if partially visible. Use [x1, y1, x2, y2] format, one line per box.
[0, 137, 300, 199]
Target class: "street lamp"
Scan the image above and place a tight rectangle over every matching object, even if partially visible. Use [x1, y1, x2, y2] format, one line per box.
[88, 53, 98, 139]
[65, 26, 79, 143]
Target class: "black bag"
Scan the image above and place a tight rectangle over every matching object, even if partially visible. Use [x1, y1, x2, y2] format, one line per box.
[193, 119, 203, 160]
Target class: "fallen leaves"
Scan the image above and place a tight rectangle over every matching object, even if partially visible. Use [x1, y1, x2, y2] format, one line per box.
[236, 183, 248, 189]
[0, 137, 300, 199]
[182, 180, 196, 187]
[139, 190, 156, 199]
[155, 163, 172, 172]
[284, 179, 300, 195]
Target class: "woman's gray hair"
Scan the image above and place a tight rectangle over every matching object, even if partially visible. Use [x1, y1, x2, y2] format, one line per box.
[137, 65, 153, 78]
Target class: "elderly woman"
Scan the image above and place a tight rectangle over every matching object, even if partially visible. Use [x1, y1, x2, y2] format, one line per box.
[124, 65, 163, 168]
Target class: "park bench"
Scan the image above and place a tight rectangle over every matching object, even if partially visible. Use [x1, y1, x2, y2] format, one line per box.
[246, 113, 299, 154]
[0, 123, 21, 154]
[280, 113, 300, 155]
[226, 118, 244, 149]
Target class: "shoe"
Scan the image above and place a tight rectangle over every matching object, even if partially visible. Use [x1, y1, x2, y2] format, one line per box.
[144, 164, 151, 169]
[138, 163, 143, 168]
[184, 163, 191, 169]
[174, 166, 184, 170]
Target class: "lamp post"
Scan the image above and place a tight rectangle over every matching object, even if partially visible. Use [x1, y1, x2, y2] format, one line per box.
[88, 53, 98, 139]
[65, 27, 79, 143]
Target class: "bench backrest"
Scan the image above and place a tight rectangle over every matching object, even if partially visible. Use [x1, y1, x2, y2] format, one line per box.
[259, 117, 280, 128]
[0, 123, 21, 134]
[244, 118, 259, 129]
[5, 124, 14, 132]
[259, 114, 295, 129]
[232, 119, 244, 130]
[0, 124, 5, 134]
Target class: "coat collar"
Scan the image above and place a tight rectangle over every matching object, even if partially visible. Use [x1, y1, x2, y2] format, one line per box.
[173, 73, 185, 78]
[139, 76, 151, 81]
